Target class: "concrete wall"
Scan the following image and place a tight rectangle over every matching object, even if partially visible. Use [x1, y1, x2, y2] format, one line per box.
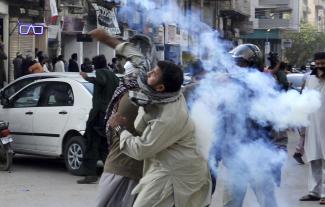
[62, 35, 115, 69]
[0, 0, 9, 84]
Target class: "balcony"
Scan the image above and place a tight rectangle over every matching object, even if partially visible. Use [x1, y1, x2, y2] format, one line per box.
[315, 0, 325, 9]
[259, 0, 290, 6]
[258, 18, 290, 29]
[220, 0, 250, 17]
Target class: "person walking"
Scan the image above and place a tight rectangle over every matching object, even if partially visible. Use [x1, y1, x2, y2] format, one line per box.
[68, 53, 79, 72]
[109, 61, 212, 207]
[13, 52, 24, 79]
[81, 58, 93, 73]
[77, 54, 119, 184]
[300, 52, 325, 205]
[54, 55, 66, 72]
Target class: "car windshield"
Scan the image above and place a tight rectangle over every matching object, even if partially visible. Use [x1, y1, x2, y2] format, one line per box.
[81, 82, 94, 94]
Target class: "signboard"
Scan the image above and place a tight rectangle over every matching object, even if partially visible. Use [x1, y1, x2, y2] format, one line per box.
[48, 25, 59, 39]
[92, 3, 121, 35]
[165, 24, 180, 45]
[282, 39, 292, 49]
[62, 17, 84, 33]
[19, 24, 44, 35]
[153, 25, 164, 44]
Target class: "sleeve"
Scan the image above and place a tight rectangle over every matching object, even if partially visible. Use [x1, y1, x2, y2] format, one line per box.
[85, 70, 106, 86]
[115, 42, 149, 72]
[119, 118, 178, 160]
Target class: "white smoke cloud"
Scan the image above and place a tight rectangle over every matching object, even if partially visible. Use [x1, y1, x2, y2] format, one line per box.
[122, 0, 321, 205]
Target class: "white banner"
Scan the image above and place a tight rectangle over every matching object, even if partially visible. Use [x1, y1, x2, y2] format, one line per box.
[92, 3, 121, 35]
[50, 0, 58, 17]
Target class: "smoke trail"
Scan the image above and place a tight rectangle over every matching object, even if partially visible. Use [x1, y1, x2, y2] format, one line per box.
[120, 0, 321, 205]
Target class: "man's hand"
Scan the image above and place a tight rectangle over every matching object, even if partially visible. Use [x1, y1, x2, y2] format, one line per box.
[80, 72, 88, 79]
[109, 114, 127, 128]
[89, 28, 121, 48]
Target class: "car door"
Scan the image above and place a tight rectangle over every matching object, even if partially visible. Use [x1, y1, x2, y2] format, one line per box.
[32, 81, 72, 155]
[1, 82, 45, 153]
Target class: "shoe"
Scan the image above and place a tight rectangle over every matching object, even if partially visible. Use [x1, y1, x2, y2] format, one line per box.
[293, 152, 305, 165]
[77, 176, 98, 184]
[320, 198, 325, 205]
[300, 194, 320, 201]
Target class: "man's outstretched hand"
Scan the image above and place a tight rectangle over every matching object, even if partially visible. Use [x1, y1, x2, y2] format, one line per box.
[89, 28, 121, 48]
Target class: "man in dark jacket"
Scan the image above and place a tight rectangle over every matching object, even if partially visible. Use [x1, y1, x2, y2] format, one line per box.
[13, 52, 24, 79]
[77, 55, 120, 184]
[68, 53, 79, 72]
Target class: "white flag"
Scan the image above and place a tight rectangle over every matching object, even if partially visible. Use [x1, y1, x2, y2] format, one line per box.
[50, 0, 58, 17]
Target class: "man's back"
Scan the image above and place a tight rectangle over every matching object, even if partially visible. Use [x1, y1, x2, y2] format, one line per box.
[92, 68, 119, 112]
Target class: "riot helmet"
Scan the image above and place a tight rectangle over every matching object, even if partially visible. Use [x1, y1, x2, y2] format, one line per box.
[229, 44, 263, 70]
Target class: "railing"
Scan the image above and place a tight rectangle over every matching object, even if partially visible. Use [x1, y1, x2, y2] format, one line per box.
[259, 0, 290, 5]
[258, 18, 291, 29]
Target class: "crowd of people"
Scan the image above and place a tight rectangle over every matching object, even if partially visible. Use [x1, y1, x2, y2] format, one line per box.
[10, 49, 124, 82]
[1, 26, 325, 206]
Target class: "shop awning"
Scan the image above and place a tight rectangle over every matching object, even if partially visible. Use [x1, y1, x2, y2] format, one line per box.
[240, 29, 281, 40]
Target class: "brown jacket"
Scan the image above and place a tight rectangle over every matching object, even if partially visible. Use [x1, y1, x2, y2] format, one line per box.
[104, 92, 143, 180]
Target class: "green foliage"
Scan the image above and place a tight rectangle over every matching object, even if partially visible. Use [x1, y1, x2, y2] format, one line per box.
[284, 23, 325, 67]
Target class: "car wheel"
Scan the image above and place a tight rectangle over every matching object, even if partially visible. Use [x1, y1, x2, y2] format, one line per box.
[64, 136, 86, 176]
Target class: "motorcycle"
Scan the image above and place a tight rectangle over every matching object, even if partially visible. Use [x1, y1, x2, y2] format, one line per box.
[0, 121, 13, 171]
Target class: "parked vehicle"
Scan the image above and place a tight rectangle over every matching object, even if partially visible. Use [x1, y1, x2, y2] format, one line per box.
[287, 73, 306, 92]
[0, 77, 93, 175]
[0, 121, 13, 171]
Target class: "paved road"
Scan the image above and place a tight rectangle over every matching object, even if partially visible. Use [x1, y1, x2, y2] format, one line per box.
[0, 130, 318, 207]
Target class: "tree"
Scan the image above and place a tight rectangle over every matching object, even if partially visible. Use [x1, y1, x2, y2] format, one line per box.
[284, 23, 325, 67]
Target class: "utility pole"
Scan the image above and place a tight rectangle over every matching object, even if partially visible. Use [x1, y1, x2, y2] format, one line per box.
[57, 0, 62, 56]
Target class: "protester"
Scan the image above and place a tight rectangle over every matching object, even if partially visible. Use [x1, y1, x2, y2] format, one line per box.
[13, 52, 24, 79]
[21, 55, 34, 76]
[292, 63, 316, 165]
[108, 57, 118, 73]
[77, 54, 119, 184]
[109, 61, 212, 206]
[81, 58, 93, 73]
[54, 55, 66, 72]
[28, 58, 44, 74]
[88, 29, 154, 206]
[300, 52, 325, 205]
[97, 61, 143, 207]
[68, 53, 79, 72]
[0, 42, 7, 88]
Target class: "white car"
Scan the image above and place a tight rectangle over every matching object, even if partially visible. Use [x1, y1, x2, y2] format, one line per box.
[0, 77, 93, 175]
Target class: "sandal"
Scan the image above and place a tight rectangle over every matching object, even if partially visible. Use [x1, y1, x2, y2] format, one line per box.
[300, 194, 320, 201]
[320, 198, 325, 205]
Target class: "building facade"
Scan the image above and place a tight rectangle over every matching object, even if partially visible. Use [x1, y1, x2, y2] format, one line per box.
[243, 0, 300, 64]
[0, 0, 9, 84]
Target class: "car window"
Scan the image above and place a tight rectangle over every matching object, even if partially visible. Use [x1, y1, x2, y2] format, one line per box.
[3, 76, 53, 99]
[11, 83, 44, 108]
[3, 78, 38, 99]
[42, 82, 74, 107]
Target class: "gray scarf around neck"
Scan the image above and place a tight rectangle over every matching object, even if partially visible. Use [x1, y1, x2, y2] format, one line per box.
[129, 72, 181, 106]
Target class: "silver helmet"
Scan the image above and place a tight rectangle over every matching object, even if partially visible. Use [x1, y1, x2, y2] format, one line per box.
[229, 44, 263, 70]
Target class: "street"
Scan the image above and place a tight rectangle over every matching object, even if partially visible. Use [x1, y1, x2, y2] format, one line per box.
[0, 130, 317, 207]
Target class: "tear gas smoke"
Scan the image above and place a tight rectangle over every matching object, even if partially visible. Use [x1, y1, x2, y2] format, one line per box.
[120, 0, 321, 205]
